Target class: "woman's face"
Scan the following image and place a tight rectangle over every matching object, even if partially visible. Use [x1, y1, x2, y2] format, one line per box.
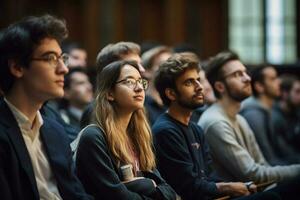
[111, 64, 146, 113]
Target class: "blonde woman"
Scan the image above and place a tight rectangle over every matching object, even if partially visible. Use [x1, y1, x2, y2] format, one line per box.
[75, 60, 177, 199]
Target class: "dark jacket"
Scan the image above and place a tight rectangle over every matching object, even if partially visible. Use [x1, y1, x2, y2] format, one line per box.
[0, 99, 92, 200]
[152, 113, 220, 200]
[75, 125, 177, 200]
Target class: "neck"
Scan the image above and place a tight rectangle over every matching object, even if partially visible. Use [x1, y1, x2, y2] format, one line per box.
[218, 96, 241, 119]
[168, 102, 192, 125]
[5, 87, 43, 123]
[258, 95, 274, 109]
[116, 109, 133, 132]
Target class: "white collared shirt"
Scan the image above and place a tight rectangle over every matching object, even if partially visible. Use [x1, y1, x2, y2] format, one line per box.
[4, 98, 62, 200]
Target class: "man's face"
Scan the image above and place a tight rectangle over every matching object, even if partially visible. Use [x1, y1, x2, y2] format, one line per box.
[199, 70, 216, 104]
[65, 72, 93, 107]
[261, 67, 281, 98]
[121, 53, 145, 73]
[68, 48, 87, 68]
[22, 38, 69, 102]
[221, 60, 252, 102]
[288, 80, 300, 107]
[173, 68, 204, 110]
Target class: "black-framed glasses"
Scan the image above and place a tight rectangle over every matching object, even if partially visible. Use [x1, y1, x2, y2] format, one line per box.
[115, 78, 149, 90]
[31, 53, 69, 68]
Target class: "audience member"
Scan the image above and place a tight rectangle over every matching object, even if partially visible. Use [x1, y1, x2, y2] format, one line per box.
[152, 53, 280, 200]
[74, 60, 177, 199]
[80, 41, 145, 128]
[272, 74, 300, 152]
[198, 51, 300, 184]
[62, 40, 88, 68]
[240, 65, 300, 164]
[0, 15, 92, 200]
[142, 45, 172, 125]
[60, 67, 93, 133]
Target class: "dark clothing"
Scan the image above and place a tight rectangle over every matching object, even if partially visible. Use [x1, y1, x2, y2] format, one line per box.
[272, 103, 300, 153]
[41, 102, 79, 142]
[0, 99, 92, 200]
[145, 95, 167, 126]
[240, 97, 292, 165]
[152, 113, 220, 200]
[79, 102, 95, 129]
[190, 105, 209, 123]
[75, 125, 177, 200]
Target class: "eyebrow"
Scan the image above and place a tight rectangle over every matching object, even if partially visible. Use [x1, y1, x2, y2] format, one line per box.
[121, 75, 142, 80]
[38, 51, 62, 57]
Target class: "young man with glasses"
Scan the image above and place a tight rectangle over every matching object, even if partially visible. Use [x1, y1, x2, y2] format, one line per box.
[0, 15, 92, 200]
[198, 51, 300, 199]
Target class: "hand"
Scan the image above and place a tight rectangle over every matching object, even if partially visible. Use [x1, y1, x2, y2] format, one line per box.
[245, 181, 257, 193]
[216, 182, 250, 197]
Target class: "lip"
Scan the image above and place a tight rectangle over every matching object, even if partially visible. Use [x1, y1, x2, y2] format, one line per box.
[194, 93, 204, 99]
[55, 80, 64, 87]
[133, 95, 144, 101]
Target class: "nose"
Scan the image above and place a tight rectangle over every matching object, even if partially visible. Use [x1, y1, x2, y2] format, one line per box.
[134, 81, 144, 92]
[57, 60, 69, 75]
[243, 72, 251, 82]
[195, 80, 204, 91]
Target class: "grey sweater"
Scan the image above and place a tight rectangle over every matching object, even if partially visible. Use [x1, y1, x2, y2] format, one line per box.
[198, 103, 300, 183]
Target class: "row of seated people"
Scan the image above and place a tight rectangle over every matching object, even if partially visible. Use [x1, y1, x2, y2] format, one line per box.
[0, 14, 299, 200]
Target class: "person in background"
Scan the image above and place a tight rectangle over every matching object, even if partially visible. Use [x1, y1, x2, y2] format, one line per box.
[240, 65, 300, 164]
[60, 67, 93, 136]
[62, 40, 88, 68]
[74, 60, 177, 199]
[272, 74, 300, 153]
[0, 14, 92, 200]
[142, 45, 172, 125]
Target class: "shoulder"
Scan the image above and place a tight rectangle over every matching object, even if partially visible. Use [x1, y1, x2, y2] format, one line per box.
[152, 114, 182, 136]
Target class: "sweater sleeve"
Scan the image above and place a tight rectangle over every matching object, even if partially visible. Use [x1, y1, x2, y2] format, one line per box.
[75, 127, 157, 200]
[204, 120, 300, 183]
[154, 126, 218, 200]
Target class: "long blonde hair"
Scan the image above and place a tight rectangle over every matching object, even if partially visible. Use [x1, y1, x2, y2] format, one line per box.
[95, 60, 156, 171]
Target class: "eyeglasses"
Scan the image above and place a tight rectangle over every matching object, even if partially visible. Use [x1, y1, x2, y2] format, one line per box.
[115, 78, 149, 90]
[31, 53, 69, 68]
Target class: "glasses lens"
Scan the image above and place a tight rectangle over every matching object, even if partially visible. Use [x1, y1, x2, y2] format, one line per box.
[62, 54, 69, 66]
[142, 79, 148, 90]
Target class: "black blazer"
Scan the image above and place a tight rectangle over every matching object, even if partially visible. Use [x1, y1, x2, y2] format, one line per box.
[0, 99, 92, 200]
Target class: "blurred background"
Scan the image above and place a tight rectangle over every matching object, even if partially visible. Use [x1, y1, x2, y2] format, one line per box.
[1, 0, 300, 73]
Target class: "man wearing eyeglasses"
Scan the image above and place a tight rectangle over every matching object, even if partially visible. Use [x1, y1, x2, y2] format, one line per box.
[198, 51, 300, 198]
[0, 15, 92, 200]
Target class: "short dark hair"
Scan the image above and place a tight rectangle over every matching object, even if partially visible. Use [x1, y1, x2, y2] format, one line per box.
[250, 65, 271, 97]
[62, 40, 84, 54]
[154, 52, 200, 106]
[64, 67, 87, 89]
[96, 41, 140, 73]
[0, 14, 68, 94]
[280, 74, 300, 93]
[206, 51, 239, 98]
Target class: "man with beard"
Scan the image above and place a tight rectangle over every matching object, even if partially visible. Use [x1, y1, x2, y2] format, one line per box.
[198, 51, 300, 185]
[240, 66, 300, 165]
[272, 75, 300, 153]
[152, 53, 281, 200]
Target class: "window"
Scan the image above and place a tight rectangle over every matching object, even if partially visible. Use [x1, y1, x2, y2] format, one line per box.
[229, 0, 296, 64]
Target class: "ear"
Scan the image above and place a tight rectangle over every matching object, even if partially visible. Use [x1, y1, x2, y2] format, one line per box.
[8, 60, 24, 78]
[165, 88, 176, 102]
[106, 91, 114, 101]
[214, 81, 225, 94]
[254, 82, 264, 94]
